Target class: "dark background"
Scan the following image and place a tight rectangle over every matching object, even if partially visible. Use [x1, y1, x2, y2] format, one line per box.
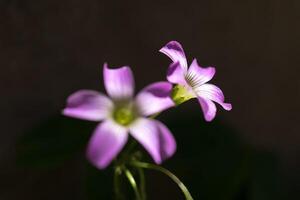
[1, 0, 299, 199]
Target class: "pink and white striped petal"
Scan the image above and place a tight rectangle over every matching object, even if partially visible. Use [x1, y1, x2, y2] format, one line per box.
[86, 120, 128, 169]
[159, 41, 188, 72]
[194, 83, 232, 111]
[186, 59, 216, 87]
[135, 82, 175, 116]
[103, 63, 134, 100]
[62, 90, 113, 121]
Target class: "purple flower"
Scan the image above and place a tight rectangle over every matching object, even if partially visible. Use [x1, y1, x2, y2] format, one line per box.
[160, 41, 232, 121]
[62, 64, 176, 169]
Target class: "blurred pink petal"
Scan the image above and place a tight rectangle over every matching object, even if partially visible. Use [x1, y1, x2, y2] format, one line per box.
[62, 90, 113, 121]
[103, 63, 134, 100]
[156, 120, 176, 160]
[136, 82, 175, 116]
[86, 120, 128, 169]
[129, 118, 176, 164]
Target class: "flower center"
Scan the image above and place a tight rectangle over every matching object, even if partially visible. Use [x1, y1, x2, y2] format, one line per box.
[113, 104, 137, 126]
[171, 84, 195, 105]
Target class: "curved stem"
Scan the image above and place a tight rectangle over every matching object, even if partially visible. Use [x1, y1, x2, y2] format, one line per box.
[124, 167, 142, 200]
[130, 161, 194, 200]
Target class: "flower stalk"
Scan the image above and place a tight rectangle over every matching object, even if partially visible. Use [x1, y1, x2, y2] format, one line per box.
[113, 152, 194, 200]
[114, 166, 124, 200]
[137, 167, 146, 200]
[130, 161, 194, 200]
[124, 168, 143, 200]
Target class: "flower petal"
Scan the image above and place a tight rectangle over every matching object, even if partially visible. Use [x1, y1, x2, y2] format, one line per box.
[103, 63, 134, 100]
[159, 41, 188, 72]
[86, 120, 128, 169]
[198, 97, 217, 122]
[62, 90, 113, 121]
[135, 82, 175, 116]
[156, 120, 177, 160]
[166, 62, 187, 85]
[195, 83, 232, 111]
[186, 59, 216, 87]
[129, 118, 176, 164]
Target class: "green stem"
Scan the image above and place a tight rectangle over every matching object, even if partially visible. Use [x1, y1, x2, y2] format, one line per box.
[130, 161, 194, 200]
[137, 167, 146, 200]
[124, 167, 142, 200]
[114, 166, 123, 200]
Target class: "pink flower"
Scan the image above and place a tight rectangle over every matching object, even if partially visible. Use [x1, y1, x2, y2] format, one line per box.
[62, 64, 176, 169]
[160, 41, 232, 121]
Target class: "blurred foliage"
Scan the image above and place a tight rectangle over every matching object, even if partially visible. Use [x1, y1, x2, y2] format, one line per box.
[16, 110, 282, 200]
